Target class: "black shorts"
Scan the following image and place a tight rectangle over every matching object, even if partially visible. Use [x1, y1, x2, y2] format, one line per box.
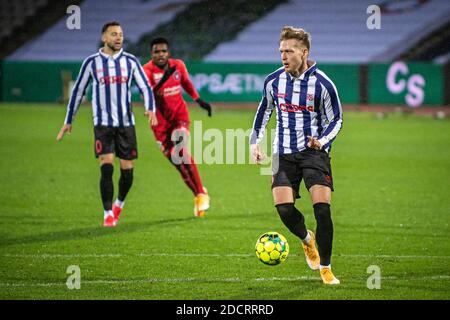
[272, 149, 334, 199]
[93, 126, 138, 160]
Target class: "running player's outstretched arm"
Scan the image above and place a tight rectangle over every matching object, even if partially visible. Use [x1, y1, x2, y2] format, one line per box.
[133, 58, 157, 127]
[179, 61, 212, 117]
[179, 61, 199, 101]
[316, 75, 343, 150]
[250, 77, 275, 164]
[57, 57, 93, 141]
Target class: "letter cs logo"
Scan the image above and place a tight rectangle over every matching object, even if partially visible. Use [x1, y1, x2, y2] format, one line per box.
[386, 61, 425, 108]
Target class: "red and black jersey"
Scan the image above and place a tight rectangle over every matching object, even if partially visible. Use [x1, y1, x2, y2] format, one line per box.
[143, 58, 199, 123]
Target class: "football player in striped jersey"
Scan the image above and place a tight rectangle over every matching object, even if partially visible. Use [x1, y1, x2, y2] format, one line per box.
[57, 21, 157, 227]
[250, 26, 343, 285]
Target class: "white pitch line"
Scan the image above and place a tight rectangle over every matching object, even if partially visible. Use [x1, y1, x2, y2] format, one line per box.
[0, 277, 316, 287]
[1, 253, 123, 258]
[1, 253, 450, 259]
[1, 275, 449, 288]
[336, 254, 450, 260]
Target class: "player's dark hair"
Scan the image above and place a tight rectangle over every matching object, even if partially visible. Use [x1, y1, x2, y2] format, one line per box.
[102, 21, 121, 34]
[151, 37, 170, 48]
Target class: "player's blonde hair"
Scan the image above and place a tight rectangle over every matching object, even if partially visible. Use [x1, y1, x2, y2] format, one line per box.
[279, 26, 311, 50]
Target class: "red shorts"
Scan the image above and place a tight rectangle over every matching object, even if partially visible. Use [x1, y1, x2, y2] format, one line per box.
[152, 113, 190, 156]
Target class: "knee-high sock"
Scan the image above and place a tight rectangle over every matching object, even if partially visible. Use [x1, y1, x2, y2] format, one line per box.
[174, 161, 197, 195]
[168, 147, 204, 196]
[100, 164, 114, 211]
[118, 168, 133, 202]
[181, 154, 204, 195]
[313, 202, 334, 266]
[275, 203, 308, 240]
[166, 147, 197, 195]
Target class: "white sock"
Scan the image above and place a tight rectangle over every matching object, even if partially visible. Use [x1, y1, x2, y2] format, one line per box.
[302, 232, 311, 244]
[320, 264, 331, 271]
[114, 199, 125, 209]
[104, 210, 113, 219]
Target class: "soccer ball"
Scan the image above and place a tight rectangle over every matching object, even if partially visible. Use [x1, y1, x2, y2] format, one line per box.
[255, 232, 289, 265]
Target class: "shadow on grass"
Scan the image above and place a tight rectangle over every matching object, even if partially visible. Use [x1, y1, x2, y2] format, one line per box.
[0, 217, 194, 247]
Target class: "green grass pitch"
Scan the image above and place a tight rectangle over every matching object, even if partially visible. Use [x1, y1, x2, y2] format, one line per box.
[0, 103, 449, 299]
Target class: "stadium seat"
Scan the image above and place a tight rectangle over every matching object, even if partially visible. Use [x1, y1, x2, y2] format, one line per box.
[205, 0, 450, 63]
[7, 0, 199, 61]
[0, 0, 48, 46]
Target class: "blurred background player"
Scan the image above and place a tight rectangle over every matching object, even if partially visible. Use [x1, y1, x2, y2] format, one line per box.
[143, 37, 212, 217]
[57, 21, 157, 227]
[250, 26, 343, 285]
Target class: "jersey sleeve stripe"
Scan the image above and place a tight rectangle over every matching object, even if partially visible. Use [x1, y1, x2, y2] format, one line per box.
[314, 79, 323, 136]
[129, 55, 155, 112]
[315, 71, 343, 147]
[250, 68, 283, 145]
[65, 56, 94, 124]
[299, 79, 311, 149]
[125, 57, 133, 124]
[91, 58, 102, 125]
[316, 71, 342, 121]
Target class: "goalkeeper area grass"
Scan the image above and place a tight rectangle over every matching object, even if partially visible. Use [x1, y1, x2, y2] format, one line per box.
[0, 103, 449, 299]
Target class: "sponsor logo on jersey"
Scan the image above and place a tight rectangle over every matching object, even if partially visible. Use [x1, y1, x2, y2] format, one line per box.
[154, 73, 163, 82]
[279, 103, 314, 113]
[163, 85, 181, 97]
[99, 76, 129, 85]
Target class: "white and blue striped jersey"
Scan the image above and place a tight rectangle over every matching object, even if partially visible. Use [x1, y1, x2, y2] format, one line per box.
[250, 62, 343, 154]
[64, 48, 155, 127]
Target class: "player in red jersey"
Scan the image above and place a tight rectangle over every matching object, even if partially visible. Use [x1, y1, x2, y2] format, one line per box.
[143, 37, 212, 217]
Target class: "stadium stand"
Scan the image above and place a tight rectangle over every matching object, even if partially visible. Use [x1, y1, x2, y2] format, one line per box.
[7, 0, 199, 61]
[126, 0, 287, 60]
[0, 0, 48, 40]
[6, 0, 448, 63]
[0, 0, 74, 59]
[398, 20, 450, 62]
[205, 0, 450, 63]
